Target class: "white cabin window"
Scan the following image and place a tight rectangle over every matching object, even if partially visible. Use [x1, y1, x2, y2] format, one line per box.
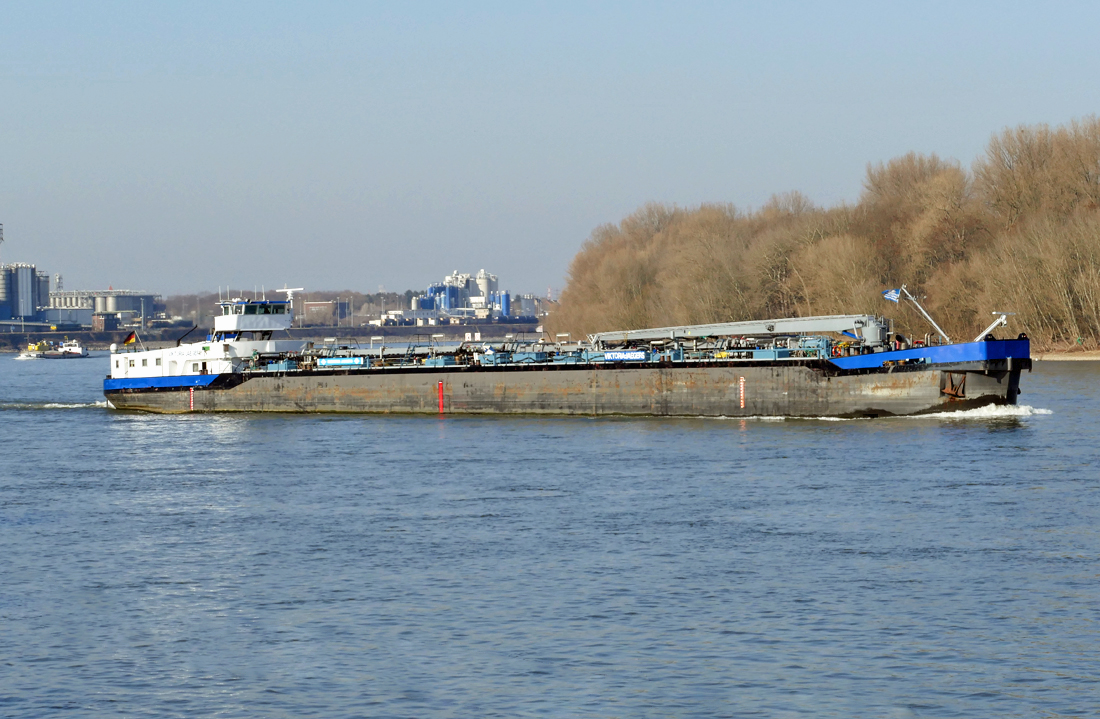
[155, 358, 161, 366]
[142, 358, 148, 367]
[129, 360, 135, 368]
[115, 360, 119, 368]
[193, 362, 200, 372]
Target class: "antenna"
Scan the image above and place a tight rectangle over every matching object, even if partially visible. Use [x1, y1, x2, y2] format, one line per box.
[0, 223, 4, 263]
[275, 286, 305, 328]
[274, 287, 304, 308]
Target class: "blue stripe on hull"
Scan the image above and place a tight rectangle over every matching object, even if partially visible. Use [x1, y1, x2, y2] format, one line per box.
[104, 374, 220, 392]
[828, 339, 1029, 370]
[102, 339, 1030, 393]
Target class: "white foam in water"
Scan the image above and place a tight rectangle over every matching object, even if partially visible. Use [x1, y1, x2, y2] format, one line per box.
[28, 401, 110, 410]
[907, 404, 1053, 420]
[713, 404, 1052, 422]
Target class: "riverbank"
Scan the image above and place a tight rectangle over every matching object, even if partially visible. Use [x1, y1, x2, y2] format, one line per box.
[1034, 350, 1100, 361]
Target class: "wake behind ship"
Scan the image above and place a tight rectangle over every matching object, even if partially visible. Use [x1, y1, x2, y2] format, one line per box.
[104, 297, 1031, 417]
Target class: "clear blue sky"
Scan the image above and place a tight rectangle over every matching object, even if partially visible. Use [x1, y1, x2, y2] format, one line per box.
[2, 2, 1098, 296]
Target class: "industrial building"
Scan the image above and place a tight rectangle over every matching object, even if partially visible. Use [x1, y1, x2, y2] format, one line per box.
[412, 269, 510, 316]
[0, 263, 51, 321]
[0, 226, 162, 329]
[373, 269, 536, 327]
[47, 289, 161, 328]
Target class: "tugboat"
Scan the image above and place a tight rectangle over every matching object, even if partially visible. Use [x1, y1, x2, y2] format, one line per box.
[103, 292, 1032, 418]
[18, 338, 89, 359]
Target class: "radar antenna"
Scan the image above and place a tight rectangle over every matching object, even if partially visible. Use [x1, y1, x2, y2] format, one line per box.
[274, 286, 304, 307]
[275, 286, 305, 327]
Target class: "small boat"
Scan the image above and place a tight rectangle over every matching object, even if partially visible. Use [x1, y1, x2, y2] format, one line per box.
[18, 339, 89, 359]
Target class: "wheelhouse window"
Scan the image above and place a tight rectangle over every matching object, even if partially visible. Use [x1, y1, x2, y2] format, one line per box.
[245, 305, 258, 315]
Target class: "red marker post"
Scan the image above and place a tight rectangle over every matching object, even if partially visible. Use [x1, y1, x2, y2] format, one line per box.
[438, 381, 444, 414]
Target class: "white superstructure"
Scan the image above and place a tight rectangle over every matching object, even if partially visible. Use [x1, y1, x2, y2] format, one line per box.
[108, 299, 304, 380]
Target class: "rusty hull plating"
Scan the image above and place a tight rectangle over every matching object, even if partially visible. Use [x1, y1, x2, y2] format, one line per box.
[104, 308, 1031, 418]
[106, 354, 1027, 418]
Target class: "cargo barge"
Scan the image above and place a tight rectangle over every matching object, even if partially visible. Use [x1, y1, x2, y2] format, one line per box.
[104, 298, 1031, 417]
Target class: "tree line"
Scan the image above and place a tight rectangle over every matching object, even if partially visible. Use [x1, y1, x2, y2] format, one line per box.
[549, 117, 1100, 350]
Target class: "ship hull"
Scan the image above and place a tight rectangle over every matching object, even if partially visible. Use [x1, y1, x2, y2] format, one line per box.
[105, 359, 1024, 418]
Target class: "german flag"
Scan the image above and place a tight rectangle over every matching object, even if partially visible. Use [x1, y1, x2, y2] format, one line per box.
[123, 331, 137, 345]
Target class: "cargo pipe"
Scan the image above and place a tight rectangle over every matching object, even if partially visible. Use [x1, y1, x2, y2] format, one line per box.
[175, 325, 198, 347]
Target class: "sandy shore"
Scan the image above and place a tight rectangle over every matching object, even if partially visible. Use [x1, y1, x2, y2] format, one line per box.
[1034, 350, 1100, 361]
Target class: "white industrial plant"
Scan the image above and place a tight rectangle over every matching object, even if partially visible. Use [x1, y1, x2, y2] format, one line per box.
[372, 269, 543, 326]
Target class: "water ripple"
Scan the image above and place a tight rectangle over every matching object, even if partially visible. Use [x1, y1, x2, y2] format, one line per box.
[0, 358, 1096, 717]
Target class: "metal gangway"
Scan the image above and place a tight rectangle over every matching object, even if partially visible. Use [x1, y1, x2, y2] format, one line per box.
[588, 314, 890, 347]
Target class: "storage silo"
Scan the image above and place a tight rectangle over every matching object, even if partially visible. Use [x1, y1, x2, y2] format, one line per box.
[0, 267, 11, 319]
[445, 285, 460, 310]
[14, 265, 35, 318]
[106, 294, 118, 313]
[474, 269, 498, 298]
[36, 272, 50, 314]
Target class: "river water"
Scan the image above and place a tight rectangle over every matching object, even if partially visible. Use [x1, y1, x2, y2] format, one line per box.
[1, 356, 1097, 718]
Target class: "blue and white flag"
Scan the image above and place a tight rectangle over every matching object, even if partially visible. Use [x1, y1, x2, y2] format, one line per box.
[882, 288, 901, 303]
